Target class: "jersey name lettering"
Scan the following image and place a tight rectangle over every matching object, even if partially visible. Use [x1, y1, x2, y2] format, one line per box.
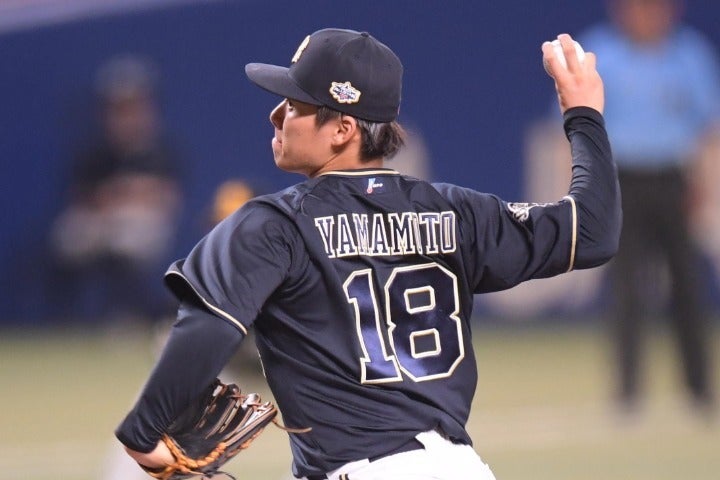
[314, 211, 457, 258]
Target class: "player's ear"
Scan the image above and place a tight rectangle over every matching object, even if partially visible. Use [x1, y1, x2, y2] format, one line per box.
[330, 115, 359, 148]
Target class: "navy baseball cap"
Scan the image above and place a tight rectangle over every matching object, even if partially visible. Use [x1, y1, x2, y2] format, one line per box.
[245, 28, 403, 122]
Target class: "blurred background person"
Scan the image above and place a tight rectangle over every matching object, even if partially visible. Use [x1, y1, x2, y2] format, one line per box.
[101, 177, 256, 480]
[579, 0, 720, 417]
[387, 126, 432, 181]
[48, 55, 184, 326]
[208, 178, 269, 376]
[208, 178, 257, 226]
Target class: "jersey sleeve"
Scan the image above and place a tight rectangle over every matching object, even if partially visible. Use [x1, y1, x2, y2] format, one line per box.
[564, 107, 621, 269]
[437, 184, 576, 293]
[115, 301, 244, 453]
[164, 201, 295, 333]
[435, 107, 620, 293]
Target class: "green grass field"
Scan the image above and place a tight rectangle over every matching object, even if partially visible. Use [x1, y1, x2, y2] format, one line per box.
[1, 322, 717, 480]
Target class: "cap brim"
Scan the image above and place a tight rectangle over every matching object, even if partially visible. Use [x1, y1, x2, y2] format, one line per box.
[245, 63, 320, 105]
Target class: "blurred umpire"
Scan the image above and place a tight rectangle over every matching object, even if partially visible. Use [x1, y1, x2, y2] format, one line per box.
[579, 0, 720, 416]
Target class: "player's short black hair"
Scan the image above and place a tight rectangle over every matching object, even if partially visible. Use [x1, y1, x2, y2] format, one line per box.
[316, 105, 406, 161]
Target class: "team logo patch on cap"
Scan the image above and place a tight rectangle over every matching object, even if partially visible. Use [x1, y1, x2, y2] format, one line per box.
[330, 81, 361, 104]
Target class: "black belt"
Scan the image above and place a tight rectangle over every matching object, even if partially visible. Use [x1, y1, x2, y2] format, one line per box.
[306, 437, 424, 480]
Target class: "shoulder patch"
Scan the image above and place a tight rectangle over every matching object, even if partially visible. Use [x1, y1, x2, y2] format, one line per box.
[507, 202, 552, 222]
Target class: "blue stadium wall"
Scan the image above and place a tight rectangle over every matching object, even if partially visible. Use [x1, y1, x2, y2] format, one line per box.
[2, 0, 719, 322]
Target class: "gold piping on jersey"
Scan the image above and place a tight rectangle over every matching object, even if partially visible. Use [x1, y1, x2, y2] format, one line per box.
[563, 195, 577, 272]
[317, 169, 400, 177]
[165, 270, 249, 336]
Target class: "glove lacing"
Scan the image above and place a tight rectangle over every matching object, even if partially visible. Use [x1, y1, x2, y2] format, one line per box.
[231, 393, 312, 434]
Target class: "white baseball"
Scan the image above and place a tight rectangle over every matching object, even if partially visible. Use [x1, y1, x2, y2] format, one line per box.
[551, 39, 585, 69]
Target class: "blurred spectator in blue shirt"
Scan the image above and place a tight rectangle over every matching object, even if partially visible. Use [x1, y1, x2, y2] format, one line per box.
[580, 0, 720, 417]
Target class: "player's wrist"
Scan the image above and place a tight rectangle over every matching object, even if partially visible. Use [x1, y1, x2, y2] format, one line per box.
[125, 441, 174, 468]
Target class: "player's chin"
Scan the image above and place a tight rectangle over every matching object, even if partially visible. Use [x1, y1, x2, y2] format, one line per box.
[274, 156, 309, 175]
[273, 155, 295, 173]
[271, 144, 285, 166]
[272, 151, 284, 166]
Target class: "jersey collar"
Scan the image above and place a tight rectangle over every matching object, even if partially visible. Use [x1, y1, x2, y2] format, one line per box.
[317, 168, 399, 177]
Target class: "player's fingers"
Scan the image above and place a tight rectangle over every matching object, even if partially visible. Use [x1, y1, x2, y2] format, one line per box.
[558, 33, 582, 72]
[584, 51, 597, 71]
[541, 41, 562, 79]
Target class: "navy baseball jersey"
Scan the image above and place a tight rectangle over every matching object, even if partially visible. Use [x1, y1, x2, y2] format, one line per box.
[169, 172, 521, 474]
[117, 107, 620, 478]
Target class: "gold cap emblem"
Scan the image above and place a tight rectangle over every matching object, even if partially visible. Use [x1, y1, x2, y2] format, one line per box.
[291, 35, 310, 63]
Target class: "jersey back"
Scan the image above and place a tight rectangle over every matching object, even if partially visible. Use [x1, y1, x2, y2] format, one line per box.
[254, 170, 480, 475]
[168, 168, 575, 477]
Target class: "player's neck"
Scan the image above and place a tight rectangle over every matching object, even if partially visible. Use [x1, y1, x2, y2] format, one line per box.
[309, 154, 383, 177]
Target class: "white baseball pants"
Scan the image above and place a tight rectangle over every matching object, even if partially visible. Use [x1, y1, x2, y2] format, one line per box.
[301, 430, 497, 480]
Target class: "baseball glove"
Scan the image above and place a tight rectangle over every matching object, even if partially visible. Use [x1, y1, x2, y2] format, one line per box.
[139, 379, 278, 480]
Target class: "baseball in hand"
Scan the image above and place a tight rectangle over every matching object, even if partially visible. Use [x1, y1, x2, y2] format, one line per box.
[544, 39, 585, 74]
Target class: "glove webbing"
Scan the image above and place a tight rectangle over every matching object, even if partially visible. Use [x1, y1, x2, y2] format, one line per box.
[144, 435, 235, 480]
[164, 433, 225, 471]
